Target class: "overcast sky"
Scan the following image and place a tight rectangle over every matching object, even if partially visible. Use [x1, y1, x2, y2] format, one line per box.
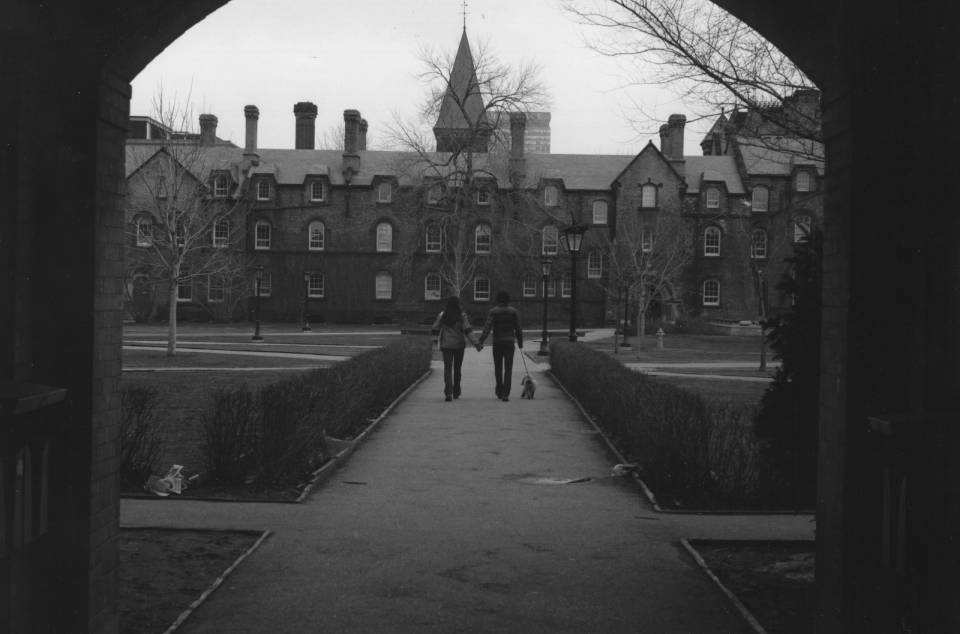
[130, 0, 711, 156]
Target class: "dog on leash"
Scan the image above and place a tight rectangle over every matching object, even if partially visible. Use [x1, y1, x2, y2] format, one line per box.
[520, 374, 537, 399]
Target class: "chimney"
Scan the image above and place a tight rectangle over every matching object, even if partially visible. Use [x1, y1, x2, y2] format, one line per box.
[199, 114, 217, 146]
[509, 111, 527, 185]
[359, 119, 368, 151]
[294, 101, 318, 150]
[244, 105, 259, 153]
[342, 109, 361, 180]
[659, 114, 686, 159]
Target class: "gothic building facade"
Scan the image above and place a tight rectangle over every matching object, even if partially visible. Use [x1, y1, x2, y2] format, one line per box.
[124, 30, 822, 330]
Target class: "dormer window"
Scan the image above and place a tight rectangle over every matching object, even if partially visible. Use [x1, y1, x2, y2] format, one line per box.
[592, 200, 608, 225]
[705, 187, 720, 209]
[795, 171, 811, 192]
[751, 186, 769, 212]
[544, 185, 559, 207]
[377, 182, 393, 203]
[427, 183, 442, 205]
[213, 175, 229, 198]
[477, 188, 491, 206]
[640, 183, 657, 209]
[256, 180, 271, 201]
[309, 181, 325, 202]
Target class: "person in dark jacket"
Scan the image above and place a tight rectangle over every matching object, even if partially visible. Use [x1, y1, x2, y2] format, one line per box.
[432, 296, 477, 402]
[476, 291, 523, 401]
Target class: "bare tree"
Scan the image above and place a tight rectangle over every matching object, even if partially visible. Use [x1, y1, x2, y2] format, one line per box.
[564, 0, 821, 156]
[387, 37, 551, 298]
[125, 93, 253, 355]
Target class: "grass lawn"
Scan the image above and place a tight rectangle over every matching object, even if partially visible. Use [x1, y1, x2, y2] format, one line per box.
[119, 528, 264, 634]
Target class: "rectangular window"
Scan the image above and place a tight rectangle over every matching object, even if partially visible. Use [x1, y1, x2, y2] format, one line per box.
[375, 273, 392, 300]
[377, 182, 392, 203]
[256, 272, 272, 297]
[702, 280, 720, 306]
[640, 184, 657, 209]
[545, 279, 556, 297]
[257, 181, 271, 201]
[641, 227, 653, 252]
[795, 171, 811, 192]
[476, 189, 490, 205]
[542, 226, 558, 256]
[207, 275, 225, 303]
[561, 277, 572, 298]
[424, 274, 441, 301]
[214, 175, 228, 198]
[255, 223, 271, 250]
[426, 225, 442, 253]
[592, 200, 608, 225]
[213, 220, 229, 248]
[705, 188, 720, 208]
[177, 273, 192, 302]
[544, 185, 558, 206]
[308, 273, 325, 298]
[310, 181, 325, 202]
[475, 225, 491, 254]
[427, 184, 442, 205]
[587, 252, 603, 279]
[522, 278, 537, 298]
[136, 220, 153, 247]
[752, 187, 769, 212]
[474, 277, 491, 302]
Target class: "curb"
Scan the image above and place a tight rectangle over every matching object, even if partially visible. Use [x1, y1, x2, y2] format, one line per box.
[546, 370, 816, 517]
[680, 538, 768, 634]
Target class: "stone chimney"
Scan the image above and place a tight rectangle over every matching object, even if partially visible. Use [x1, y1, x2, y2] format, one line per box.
[342, 109, 361, 180]
[359, 119, 368, 151]
[244, 105, 259, 153]
[198, 114, 217, 146]
[659, 114, 686, 159]
[294, 101, 318, 150]
[509, 112, 527, 185]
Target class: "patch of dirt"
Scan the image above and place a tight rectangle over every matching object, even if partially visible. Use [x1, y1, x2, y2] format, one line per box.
[119, 528, 263, 634]
[690, 540, 815, 634]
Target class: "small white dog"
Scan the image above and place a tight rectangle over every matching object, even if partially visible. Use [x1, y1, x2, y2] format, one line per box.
[520, 374, 537, 399]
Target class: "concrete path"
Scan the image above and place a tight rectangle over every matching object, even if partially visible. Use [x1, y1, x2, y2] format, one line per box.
[122, 337, 812, 634]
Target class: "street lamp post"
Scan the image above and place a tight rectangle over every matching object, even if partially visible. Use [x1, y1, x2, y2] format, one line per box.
[561, 224, 588, 342]
[252, 265, 264, 341]
[620, 275, 632, 348]
[538, 257, 553, 355]
[302, 273, 312, 332]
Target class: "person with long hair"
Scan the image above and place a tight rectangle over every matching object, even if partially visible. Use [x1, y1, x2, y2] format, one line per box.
[432, 296, 477, 402]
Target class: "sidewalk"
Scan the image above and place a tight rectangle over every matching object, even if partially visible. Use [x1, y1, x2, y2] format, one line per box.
[122, 339, 812, 633]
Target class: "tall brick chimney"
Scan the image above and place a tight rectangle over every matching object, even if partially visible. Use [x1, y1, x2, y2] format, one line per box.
[199, 114, 217, 146]
[244, 105, 259, 152]
[342, 109, 361, 180]
[509, 111, 527, 185]
[294, 101, 318, 150]
[659, 114, 686, 159]
[359, 119, 368, 151]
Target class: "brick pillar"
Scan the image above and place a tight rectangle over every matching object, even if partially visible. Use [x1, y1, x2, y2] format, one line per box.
[294, 101, 317, 150]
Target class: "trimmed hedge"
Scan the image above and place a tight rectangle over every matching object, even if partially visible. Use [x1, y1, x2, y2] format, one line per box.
[550, 341, 761, 508]
[201, 336, 432, 487]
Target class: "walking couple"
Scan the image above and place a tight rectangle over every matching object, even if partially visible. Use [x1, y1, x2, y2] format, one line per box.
[432, 291, 524, 402]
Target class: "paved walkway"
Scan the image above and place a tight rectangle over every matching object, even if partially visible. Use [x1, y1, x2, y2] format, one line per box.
[122, 332, 812, 633]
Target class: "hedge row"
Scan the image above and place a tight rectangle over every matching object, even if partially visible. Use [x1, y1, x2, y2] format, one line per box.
[549, 341, 761, 508]
[202, 336, 432, 487]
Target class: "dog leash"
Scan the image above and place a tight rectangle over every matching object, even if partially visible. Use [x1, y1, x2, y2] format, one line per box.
[519, 344, 530, 375]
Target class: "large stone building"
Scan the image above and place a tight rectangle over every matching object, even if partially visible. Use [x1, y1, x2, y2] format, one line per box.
[124, 30, 822, 331]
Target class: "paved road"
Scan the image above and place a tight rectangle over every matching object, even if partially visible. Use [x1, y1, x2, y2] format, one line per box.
[122, 337, 811, 634]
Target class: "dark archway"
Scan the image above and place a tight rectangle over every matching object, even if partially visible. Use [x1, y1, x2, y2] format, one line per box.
[4, 2, 957, 632]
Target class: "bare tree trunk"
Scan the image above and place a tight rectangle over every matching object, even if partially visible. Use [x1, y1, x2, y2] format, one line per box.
[167, 281, 178, 356]
[759, 327, 767, 371]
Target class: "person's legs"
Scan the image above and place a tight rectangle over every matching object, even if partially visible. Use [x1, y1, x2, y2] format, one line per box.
[441, 349, 454, 399]
[501, 344, 516, 399]
[452, 348, 465, 398]
[492, 344, 506, 398]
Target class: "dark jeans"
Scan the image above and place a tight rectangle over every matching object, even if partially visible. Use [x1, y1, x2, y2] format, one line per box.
[441, 347, 465, 396]
[492, 341, 515, 398]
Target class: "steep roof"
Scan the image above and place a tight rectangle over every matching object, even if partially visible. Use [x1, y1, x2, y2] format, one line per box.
[434, 30, 489, 132]
[736, 136, 825, 176]
[682, 156, 746, 194]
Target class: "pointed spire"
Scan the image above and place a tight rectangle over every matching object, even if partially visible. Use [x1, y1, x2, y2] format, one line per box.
[434, 29, 490, 152]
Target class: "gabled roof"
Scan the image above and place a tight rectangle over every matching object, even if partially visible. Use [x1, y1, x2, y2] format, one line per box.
[679, 156, 745, 194]
[609, 141, 685, 189]
[735, 136, 825, 176]
[434, 30, 489, 131]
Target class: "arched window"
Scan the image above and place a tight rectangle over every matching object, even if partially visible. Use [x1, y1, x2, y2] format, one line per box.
[702, 279, 720, 306]
[703, 226, 721, 256]
[474, 276, 491, 301]
[377, 182, 393, 203]
[544, 184, 559, 206]
[640, 183, 657, 208]
[475, 223, 492, 254]
[793, 214, 812, 242]
[751, 186, 769, 212]
[212, 218, 229, 248]
[254, 221, 271, 250]
[308, 221, 325, 251]
[705, 187, 720, 208]
[376, 222, 393, 252]
[751, 229, 768, 259]
[135, 216, 153, 247]
[424, 273, 442, 300]
[592, 200, 608, 225]
[587, 250, 603, 278]
[542, 225, 558, 256]
[795, 171, 811, 192]
[308, 272, 325, 298]
[425, 224, 443, 253]
[375, 272, 392, 299]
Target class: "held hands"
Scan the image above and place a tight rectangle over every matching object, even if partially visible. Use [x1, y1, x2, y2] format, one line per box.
[475, 342, 483, 352]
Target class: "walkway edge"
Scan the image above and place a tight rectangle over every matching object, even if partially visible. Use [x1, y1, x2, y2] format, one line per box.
[679, 538, 768, 634]
[295, 368, 434, 502]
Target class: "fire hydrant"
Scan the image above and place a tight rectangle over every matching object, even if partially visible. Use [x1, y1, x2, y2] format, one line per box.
[656, 327, 665, 349]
